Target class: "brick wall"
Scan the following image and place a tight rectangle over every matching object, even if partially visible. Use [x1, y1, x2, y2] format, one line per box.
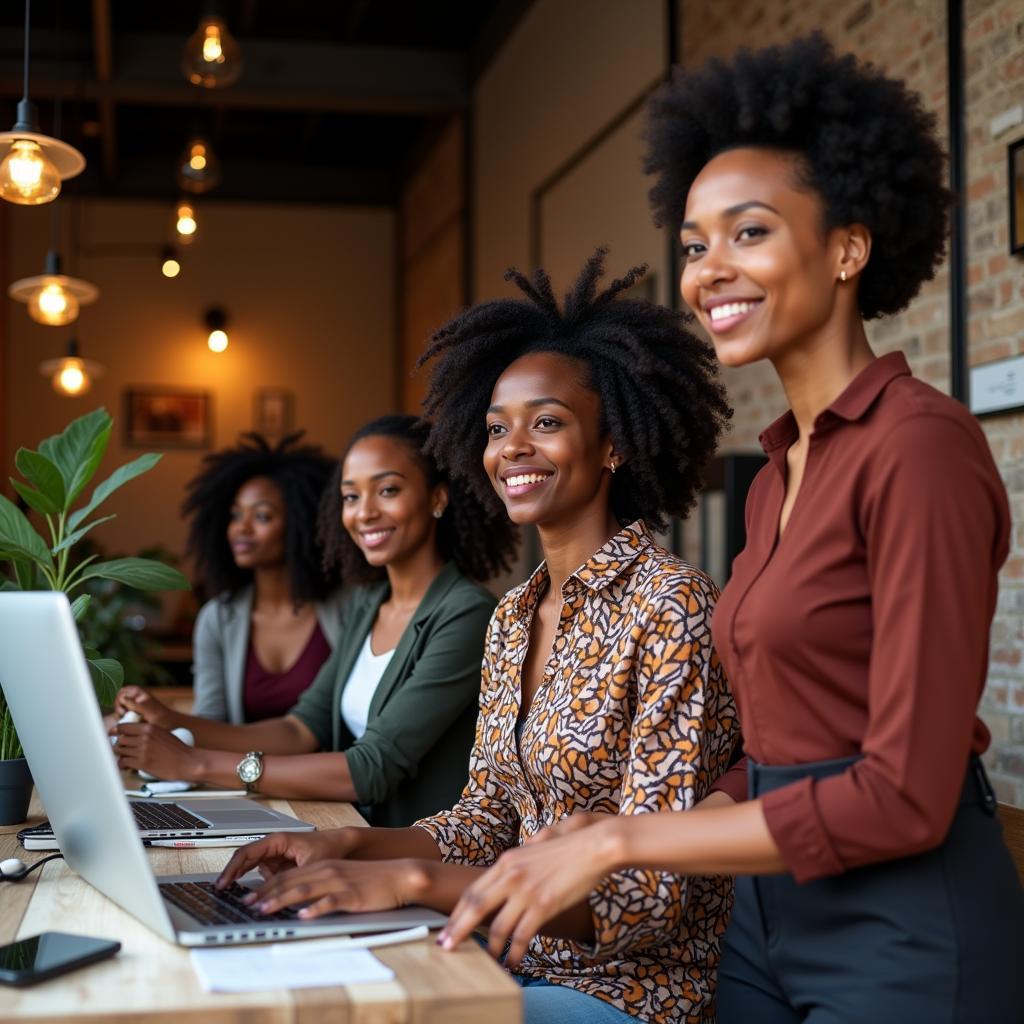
[677, 0, 1024, 804]
[966, 0, 1024, 804]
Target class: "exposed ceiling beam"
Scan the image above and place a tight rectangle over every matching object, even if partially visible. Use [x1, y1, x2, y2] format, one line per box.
[471, 0, 536, 82]
[90, 0, 117, 181]
[0, 31, 468, 115]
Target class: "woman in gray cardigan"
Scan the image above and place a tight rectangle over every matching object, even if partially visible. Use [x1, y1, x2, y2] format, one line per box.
[183, 433, 343, 724]
[114, 416, 517, 826]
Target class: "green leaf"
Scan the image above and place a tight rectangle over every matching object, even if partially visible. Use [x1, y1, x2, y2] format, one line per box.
[70, 594, 91, 621]
[39, 408, 112, 508]
[14, 449, 66, 509]
[11, 556, 35, 590]
[52, 514, 117, 555]
[68, 452, 161, 531]
[87, 657, 124, 706]
[0, 579, 20, 592]
[79, 557, 191, 592]
[0, 494, 54, 570]
[10, 479, 60, 518]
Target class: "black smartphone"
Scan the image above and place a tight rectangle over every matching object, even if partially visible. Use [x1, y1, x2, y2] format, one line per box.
[0, 932, 120, 986]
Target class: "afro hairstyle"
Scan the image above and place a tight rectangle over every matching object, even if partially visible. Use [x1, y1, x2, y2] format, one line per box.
[645, 33, 951, 319]
[182, 431, 338, 603]
[316, 414, 518, 586]
[418, 248, 732, 533]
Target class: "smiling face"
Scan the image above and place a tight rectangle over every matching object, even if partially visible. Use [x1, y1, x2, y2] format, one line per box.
[484, 351, 615, 529]
[679, 147, 850, 369]
[340, 434, 446, 571]
[226, 476, 287, 570]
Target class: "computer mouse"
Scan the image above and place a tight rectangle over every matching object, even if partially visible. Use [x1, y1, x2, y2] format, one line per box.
[137, 727, 194, 781]
[110, 710, 141, 747]
[0, 857, 28, 880]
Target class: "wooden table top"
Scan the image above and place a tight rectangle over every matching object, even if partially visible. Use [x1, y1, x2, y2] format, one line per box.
[0, 787, 520, 1023]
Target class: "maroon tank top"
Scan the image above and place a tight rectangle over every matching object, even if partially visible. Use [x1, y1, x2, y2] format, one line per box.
[242, 621, 331, 722]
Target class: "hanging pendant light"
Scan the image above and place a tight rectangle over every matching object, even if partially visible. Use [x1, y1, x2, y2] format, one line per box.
[0, 0, 85, 205]
[177, 136, 221, 194]
[160, 245, 181, 278]
[173, 199, 198, 245]
[204, 307, 229, 353]
[182, 8, 243, 89]
[9, 249, 99, 326]
[39, 339, 104, 397]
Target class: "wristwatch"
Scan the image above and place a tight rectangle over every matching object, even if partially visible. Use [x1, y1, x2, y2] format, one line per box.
[236, 750, 264, 793]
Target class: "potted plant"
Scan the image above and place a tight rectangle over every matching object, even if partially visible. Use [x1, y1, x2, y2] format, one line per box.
[0, 407, 190, 824]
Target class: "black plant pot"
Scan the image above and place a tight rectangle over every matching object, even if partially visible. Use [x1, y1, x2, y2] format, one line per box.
[0, 757, 33, 825]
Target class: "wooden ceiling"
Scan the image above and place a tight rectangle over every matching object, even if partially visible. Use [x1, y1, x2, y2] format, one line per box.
[0, 1, 532, 203]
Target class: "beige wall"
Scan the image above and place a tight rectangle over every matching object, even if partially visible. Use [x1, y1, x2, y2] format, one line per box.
[3, 199, 395, 563]
[473, 0, 666, 301]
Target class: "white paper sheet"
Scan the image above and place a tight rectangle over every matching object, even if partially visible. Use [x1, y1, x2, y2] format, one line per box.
[190, 945, 395, 992]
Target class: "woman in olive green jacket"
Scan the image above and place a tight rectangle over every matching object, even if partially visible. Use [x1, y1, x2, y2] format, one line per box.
[113, 415, 517, 826]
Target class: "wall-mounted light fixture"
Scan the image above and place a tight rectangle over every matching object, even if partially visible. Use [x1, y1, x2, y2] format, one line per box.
[9, 249, 99, 326]
[204, 307, 229, 352]
[0, 0, 85, 205]
[182, 9, 243, 89]
[39, 338, 104, 396]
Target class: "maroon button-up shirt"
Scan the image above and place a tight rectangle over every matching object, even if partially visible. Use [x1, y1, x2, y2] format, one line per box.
[711, 352, 1010, 883]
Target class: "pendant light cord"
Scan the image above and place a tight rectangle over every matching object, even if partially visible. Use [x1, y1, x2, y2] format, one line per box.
[22, 0, 30, 104]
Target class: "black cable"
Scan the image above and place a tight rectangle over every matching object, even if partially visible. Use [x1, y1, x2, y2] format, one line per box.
[0, 853, 65, 882]
[22, 0, 30, 104]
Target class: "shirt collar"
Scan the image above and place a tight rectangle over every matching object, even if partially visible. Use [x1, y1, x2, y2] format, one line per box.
[509, 520, 651, 622]
[759, 351, 912, 472]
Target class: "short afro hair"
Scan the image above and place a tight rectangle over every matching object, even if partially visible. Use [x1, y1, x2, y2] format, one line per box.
[418, 248, 731, 532]
[316, 414, 517, 586]
[645, 33, 951, 319]
[182, 432, 339, 603]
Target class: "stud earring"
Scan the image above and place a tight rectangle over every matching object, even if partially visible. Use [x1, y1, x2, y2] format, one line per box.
[840, 270, 848, 282]
[433, 508, 444, 519]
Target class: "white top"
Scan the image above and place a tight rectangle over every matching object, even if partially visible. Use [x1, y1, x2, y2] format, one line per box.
[340, 634, 395, 739]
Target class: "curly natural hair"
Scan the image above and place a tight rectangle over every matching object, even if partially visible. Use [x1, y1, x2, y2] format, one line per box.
[182, 432, 339, 603]
[316, 414, 517, 585]
[417, 248, 731, 532]
[645, 33, 951, 319]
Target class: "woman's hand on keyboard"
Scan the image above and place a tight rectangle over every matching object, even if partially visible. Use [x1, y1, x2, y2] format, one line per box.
[240, 858, 423, 919]
[215, 829, 360, 888]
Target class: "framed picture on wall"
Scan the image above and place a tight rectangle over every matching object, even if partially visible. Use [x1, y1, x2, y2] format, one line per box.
[1011, 137, 1024, 256]
[124, 388, 212, 449]
[254, 387, 294, 440]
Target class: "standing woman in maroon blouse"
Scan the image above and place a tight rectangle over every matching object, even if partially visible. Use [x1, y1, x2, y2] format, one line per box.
[438, 35, 1024, 1022]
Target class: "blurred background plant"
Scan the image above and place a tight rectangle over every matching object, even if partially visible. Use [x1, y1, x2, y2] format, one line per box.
[0, 408, 190, 760]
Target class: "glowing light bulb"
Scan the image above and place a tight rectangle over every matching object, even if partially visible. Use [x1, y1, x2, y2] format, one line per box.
[207, 329, 229, 353]
[0, 138, 61, 205]
[54, 359, 88, 396]
[28, 283, 79, 326]
[183, 17, 243, 88]
[175, 201, 197, 244]
[189, 143, 207, 170]
[202, 25, 224, 63]
[162, 258, 181, 278]
[178, 137, 220, 193]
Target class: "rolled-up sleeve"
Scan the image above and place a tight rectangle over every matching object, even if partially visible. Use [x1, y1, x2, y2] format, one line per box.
[415, 614, 521, 864]
[580, 574, 738, 959]
[761, 415, 1009, 882]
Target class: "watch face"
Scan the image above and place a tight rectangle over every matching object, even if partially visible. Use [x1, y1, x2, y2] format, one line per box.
[239, 757, 260, 783]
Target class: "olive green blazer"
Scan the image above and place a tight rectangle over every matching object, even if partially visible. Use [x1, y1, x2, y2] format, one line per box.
[289, 563, 495, 828]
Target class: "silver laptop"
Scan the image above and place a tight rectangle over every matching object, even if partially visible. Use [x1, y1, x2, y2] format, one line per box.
[0, 592, 446, 945]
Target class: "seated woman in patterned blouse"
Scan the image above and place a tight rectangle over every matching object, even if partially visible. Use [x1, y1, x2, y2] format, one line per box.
[217, 250, 739, 1024]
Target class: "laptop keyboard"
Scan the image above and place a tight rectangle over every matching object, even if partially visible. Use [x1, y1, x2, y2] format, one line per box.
[130, 801, 211, 831]
[159, 880, 300, 925]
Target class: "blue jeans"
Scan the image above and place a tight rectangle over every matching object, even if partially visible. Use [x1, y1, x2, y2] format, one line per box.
[511, 974, 636, 1024]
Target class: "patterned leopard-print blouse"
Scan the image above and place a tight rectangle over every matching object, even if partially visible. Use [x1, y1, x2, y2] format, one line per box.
[415, 521, 738, 1024]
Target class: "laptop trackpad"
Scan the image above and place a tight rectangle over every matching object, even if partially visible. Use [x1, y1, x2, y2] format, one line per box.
[199, 808, 284, 824]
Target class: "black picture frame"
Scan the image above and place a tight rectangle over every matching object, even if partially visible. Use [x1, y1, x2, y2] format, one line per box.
[1011, 137, 1024, 256]
[124, 388, 212, 449]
